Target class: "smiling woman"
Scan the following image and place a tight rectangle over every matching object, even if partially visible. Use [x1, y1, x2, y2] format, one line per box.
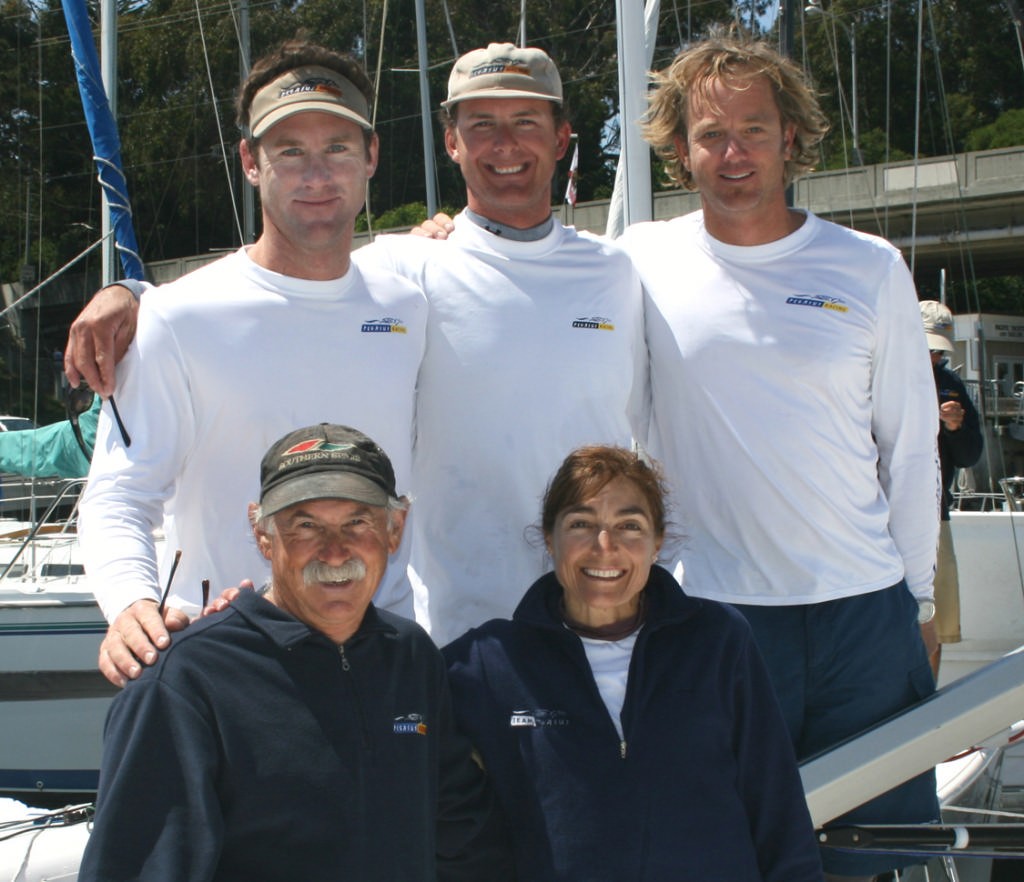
[442, 445, 823, 881]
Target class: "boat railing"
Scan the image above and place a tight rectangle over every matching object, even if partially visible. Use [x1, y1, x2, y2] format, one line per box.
[0, 479, 87, 582]
[801, 646, 1024, 827]
[998, 477, 1024, 512]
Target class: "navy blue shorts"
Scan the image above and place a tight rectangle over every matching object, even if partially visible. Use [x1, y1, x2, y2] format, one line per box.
[733, 582, 939, 875]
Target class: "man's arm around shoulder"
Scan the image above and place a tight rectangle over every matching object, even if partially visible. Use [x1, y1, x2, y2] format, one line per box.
[64, 281, 145, 396]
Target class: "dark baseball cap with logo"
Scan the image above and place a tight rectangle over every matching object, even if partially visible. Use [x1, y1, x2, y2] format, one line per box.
[259, 424, 397, 517]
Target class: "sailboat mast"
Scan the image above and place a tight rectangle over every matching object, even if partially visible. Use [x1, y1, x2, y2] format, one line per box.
[414, 0, 438, 218]
[100, 0, 115, 285]
[240, 0, 254, 244]
[614, 0, 654, 228]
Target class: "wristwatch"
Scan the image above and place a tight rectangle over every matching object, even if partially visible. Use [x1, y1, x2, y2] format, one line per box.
[917, 599, 936, 624]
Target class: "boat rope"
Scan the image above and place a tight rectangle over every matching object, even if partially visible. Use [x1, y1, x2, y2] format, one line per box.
[363, 0, 389, 241]
[0, 236, 105, 321]
[194, 0, 244, 246]
[93, 155, 143, 273]
[944, 805, 1024, 822]
[0, 803, 93, 843]
[908, 0, 925, 277]
[1006, 0, 1024, 81]
[440, 0, 459, 56]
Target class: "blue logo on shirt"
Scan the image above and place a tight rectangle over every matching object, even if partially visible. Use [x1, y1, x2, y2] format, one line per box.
[394, 713, 427, 735]
[785, 295, 849, 314]
[572, 316, 615, 331]
[362, 317, 408, 333]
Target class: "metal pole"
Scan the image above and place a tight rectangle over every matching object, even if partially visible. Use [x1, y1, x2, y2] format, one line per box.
[779, 0, 795, 58]
[614, 0, 653, 228]
[100, 0, 116, 285]
[805, 0, 861, 165]
[240, 0, 254, 244]
[414, 0, 438, 217]
[849, 22, 860, 165]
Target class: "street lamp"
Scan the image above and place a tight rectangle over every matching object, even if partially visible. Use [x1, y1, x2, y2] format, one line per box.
[806, 0, 862, 166]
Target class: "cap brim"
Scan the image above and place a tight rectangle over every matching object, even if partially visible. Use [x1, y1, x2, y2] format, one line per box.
[441, 89, 562, 109]
[925, 332, 955, 352]
[261, 472, 389, 517]
[252, 102, 372, 139]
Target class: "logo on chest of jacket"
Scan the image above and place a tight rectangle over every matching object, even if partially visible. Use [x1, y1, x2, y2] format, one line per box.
[362, 316, 408, 334]
[784, 294, 849, 314]
[571, 316, 615, 331]
[394, 713, 428, 735]
[510, 708, 571, 728]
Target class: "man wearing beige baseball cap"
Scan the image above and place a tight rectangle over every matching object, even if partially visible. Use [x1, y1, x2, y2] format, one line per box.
[364, 43, 647, 644]
[74, 39, 426, 687]
[65, 42, 646, 651]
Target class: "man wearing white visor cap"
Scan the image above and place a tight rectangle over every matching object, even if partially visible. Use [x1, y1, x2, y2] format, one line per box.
[77, 40, 426, 686]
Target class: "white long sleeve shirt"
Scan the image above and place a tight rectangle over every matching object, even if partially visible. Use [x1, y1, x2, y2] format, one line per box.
[620, 210, 939, 604]
[361, 214, 648, 643]
[81, 248, 426, 621]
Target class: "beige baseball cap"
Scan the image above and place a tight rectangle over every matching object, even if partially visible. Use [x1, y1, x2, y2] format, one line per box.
[920, 300, 955, 353]
[249, 65, 372, 138]
[442, 43, 562, 109]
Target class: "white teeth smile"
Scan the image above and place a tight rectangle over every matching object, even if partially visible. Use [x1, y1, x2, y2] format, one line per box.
[722, 172, 753, 180]
[493, 164, 526, 175]
[583, 568, 625, 579]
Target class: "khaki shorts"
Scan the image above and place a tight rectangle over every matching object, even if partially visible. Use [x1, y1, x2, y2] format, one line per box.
[935, 519, 962, 643]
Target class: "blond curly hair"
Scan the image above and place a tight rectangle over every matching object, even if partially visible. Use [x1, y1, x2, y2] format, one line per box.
[643, 29, 829, 190]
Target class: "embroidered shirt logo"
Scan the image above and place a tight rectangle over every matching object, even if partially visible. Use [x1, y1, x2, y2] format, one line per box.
[361, 317, 408, 334]
[785, 294, 849, 314]
[509, 708, 570, 728]
[394, 713, 428, 735]
[572, 316, 615, 331]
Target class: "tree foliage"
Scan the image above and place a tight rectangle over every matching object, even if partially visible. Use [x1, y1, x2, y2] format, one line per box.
[798, 0, 1024, 169]
[0, 0, 1023, 407]
[3, 0, 753, 284]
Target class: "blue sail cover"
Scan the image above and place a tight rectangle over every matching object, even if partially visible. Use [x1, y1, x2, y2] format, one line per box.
[61, 0, 144, 280]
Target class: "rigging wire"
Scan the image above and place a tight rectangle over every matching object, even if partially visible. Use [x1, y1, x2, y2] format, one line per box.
[923, 0, 981, 318]
[909, 0, 924, 277]
[194, 0, 244, 246]
[0, 238, 105, 322]
[440, 0, 459, 57]
[1006, 0, 1024, 81]
[365, 0, 390, 239]
[33, 7, 43, 427]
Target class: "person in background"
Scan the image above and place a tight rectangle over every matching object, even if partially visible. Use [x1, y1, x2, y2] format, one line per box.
[620, 31, 940, 881]
[79, 423, 513, 881]
[920, 300, 983, 678]
[75, 40, 426, 686]
[444, 445, 822, 882]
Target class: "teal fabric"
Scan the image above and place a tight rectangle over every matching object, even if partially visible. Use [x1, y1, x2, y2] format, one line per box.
[0, 396, 97, 478]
